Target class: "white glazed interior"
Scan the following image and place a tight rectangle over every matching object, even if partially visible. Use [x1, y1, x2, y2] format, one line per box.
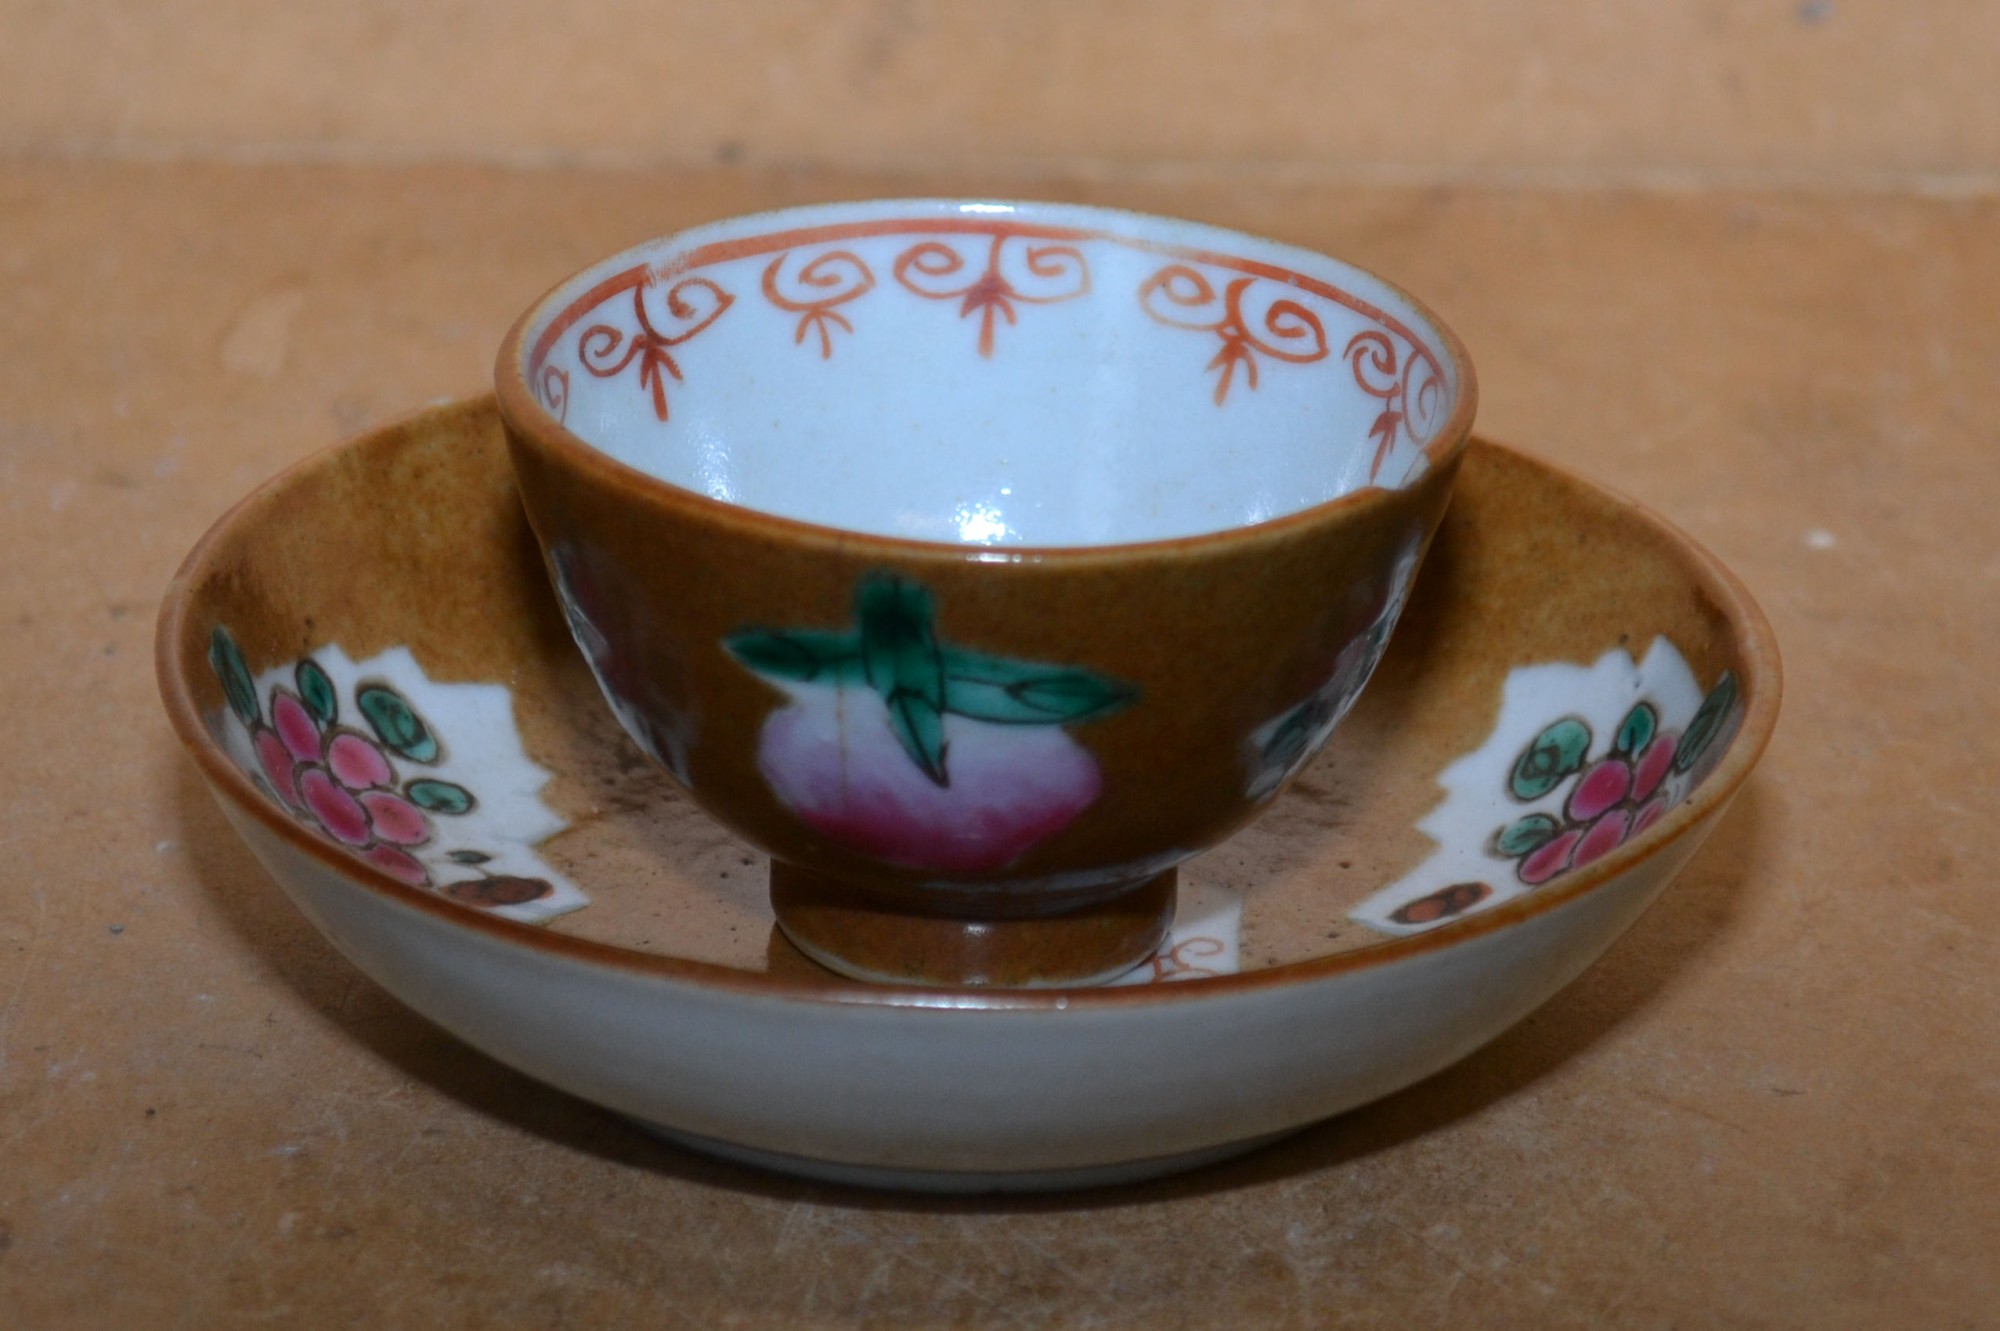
[521, 200, 1463, 546]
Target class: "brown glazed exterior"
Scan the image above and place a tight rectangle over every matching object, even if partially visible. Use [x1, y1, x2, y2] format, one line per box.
[495, 208, 1476, 984]
[502, 425, 1462, 878]
[157, 397, 1778, 1001]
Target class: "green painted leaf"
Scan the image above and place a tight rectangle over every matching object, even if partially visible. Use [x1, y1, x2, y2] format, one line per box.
[1510, 717, 1591, 801]
[357, 683, 440, 763]
[1615, 701, 1657, 756]
[856, 574, 948, 782]
[725, 571, 1138, 785]
[885, 690, 949, 786]
[1494, 812, 1560, 858]
[406, 778, 475, 815]
[295, 659, 338, 726]
[856, 575, 941, 699]
[724, 629, 866, 685]
[446, 849, 491, 865]
[1007, 671, 1138, 720]
[208, 627, 260, 726]
[941, 649, 1139, 725]
[1674, 672, 1739, 774]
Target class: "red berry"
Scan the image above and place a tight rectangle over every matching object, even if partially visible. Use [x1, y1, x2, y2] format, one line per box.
[363, 843, 429, 887]
[328, 733, 394, 789]
[253, 728, 300, 807]
[359, 791, 429, 846]
[1632, 734, 1677, 803]
[442, 875, 553, 907]
[1630, 795, 1671, 839]
[1388, 881, 1492, 926]
[1566, 758, 1633, 823]
[1573, 808, 1631, 868]
[1519, 828, 1583, 885]
[299, 767, 371, 845]
[271, 692, 322, 763]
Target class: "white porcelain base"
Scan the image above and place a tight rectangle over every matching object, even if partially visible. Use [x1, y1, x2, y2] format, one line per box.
[634, 1120, 1296, 1193]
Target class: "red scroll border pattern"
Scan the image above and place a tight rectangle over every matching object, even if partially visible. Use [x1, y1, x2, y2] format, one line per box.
[891, 233, 1090, 358]
[1343, 329, 1449, 482]
[761, 249, 875, 360]
[528, 220, 1452, 470]
[574, 278, 733, 423]
[1137, 265, 1329, 407]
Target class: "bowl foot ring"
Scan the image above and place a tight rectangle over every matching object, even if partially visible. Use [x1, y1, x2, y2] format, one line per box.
[770, 861, 1176, 988]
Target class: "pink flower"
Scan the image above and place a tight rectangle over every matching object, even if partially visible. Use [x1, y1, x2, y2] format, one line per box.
[1631, 733, 1677, 803]
[250, 688, 433, 886]
[362, 843, 429, 887]
[756, 684, 1103, 874]
[1572, 807, 1632, 868]
[1489, 677, 1741, 899]
[1497, 714, 1692, 890]
[1630, 795, 1671, 839]
[1566, 758, 1633, 823]
[1519, 828, 1584, 885]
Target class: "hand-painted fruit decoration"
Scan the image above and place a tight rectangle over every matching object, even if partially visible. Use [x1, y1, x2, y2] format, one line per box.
[726, 574, 1137, 873]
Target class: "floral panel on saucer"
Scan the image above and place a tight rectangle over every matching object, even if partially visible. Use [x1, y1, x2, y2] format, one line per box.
[206, 629, 586, 923]
[1353, 638, 1741, 935]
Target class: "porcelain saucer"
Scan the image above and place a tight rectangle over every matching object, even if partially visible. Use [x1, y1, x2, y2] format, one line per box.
[157, 398, 1779, 1191]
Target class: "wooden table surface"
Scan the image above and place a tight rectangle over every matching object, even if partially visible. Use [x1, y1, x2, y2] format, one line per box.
[3, 160, 1994, 1328]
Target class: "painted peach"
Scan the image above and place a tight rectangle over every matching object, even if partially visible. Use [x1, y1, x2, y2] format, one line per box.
[757, 683, 1102, 874]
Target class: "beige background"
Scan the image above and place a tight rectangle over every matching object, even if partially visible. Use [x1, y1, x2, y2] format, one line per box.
[8, 0, 2000, 186]
[3, 4, 1997, 1328]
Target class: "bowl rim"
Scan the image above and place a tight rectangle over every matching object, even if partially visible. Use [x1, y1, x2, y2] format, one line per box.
[494, 197, 1481, 564]
[156, 396, 1782, 1014]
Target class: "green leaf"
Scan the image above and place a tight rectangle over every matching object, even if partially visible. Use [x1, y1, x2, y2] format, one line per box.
[724, 629, 866, 685]
[856, 574, 949, 783]
[885, 690, 949, 786]
[1674, 671, 1739, 774]
[1614, 701, 1657, 756]
[295, 658, 338, 726]
[446, 849, 492, 865]
[940, 648, 1138, 725]
[1510, 717, 1591, 801]
[724, 571, 1137, 785]
[406, 778, 474, 815]
[208, 627, 260, 726]
[357, 683, 440, 763]
[1494, 812, 1560, 857]
[856, 575, 941, 701]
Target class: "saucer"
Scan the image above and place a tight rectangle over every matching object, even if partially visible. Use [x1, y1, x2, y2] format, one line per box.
[157, 398, 1779, 1191]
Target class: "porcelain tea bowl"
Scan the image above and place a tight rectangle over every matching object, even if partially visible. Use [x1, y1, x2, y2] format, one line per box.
[495, 199, 1477, 987]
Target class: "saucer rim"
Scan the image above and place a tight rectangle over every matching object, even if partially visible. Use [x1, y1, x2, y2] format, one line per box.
[156, 396, 1782, 1013]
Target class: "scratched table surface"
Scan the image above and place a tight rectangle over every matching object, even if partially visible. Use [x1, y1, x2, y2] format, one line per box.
[2, 161, 1995, 1329]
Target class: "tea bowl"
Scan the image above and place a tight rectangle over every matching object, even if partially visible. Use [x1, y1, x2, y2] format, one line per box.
[155, 399, 1778, 1191]
[495, 199, 1477, 986]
